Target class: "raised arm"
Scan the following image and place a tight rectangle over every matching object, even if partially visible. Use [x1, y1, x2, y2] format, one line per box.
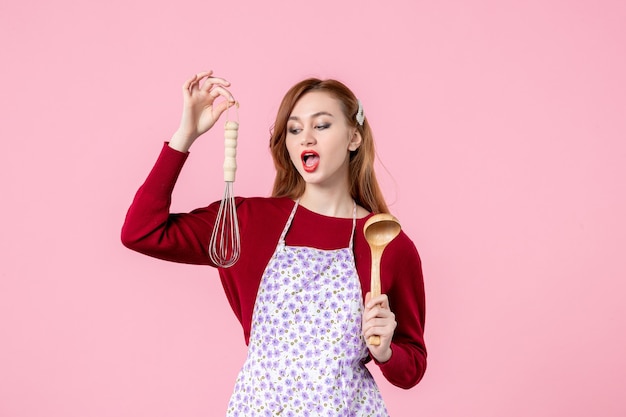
[121, 71, 236, 265]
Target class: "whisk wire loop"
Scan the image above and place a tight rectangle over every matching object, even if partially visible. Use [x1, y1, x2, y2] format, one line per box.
[209, 182, 240, 267]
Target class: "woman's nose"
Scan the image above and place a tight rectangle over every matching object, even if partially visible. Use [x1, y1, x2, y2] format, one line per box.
[301, 129, 317, 146]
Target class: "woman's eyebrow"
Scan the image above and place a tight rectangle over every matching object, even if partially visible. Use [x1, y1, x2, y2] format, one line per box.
[288, 111, 335, 121]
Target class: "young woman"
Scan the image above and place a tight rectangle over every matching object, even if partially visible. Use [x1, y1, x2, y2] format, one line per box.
[121, 70, 426, 416]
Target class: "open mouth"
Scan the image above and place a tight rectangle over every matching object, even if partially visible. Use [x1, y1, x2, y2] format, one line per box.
[301, 151, 320, 173]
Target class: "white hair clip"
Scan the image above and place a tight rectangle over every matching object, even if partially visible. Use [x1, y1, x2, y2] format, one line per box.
[356, 99, 365, 126]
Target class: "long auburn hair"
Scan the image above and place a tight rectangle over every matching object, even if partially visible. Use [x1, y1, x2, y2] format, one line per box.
[269, 78, 389, 214]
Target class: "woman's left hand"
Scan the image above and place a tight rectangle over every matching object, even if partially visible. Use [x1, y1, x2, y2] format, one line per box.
[362, 292, 397, 363]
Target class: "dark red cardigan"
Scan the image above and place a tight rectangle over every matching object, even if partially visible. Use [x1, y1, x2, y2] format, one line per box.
[121, 143, 427, 389]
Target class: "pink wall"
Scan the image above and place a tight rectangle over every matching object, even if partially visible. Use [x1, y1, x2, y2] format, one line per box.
[1, 1, 625, 416]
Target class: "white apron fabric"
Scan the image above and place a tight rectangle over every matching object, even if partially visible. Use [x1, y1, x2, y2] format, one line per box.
[226, 201, 389, 416]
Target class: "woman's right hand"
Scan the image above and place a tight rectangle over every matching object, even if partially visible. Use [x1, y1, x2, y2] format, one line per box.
[169, 70, 236, 152]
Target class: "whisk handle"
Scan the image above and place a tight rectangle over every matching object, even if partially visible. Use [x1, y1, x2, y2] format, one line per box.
[224, 121, 238, 182]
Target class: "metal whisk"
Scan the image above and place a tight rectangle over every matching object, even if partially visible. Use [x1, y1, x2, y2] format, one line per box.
[208, 117, 241, 268]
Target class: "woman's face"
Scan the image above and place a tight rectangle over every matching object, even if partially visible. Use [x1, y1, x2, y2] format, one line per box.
[285, 91, 361, 191]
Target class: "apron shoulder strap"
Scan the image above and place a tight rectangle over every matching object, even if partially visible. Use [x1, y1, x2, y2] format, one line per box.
[348, 200, 357, 250]
[279, 199, 299, 244]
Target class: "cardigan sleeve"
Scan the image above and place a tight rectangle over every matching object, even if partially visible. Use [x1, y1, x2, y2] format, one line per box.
[375, 233, 427, 389]
[120, 143, 221, 266]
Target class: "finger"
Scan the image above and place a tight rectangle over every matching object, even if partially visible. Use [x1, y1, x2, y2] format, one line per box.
[363, 307, 394, 324]
[196, 70, 214, 79]
[185, 70, 215, 93]
[208, 85, 236, 103]
[363, 321, 390, 340]
[193, 70, 214, 87]
[183, 74, 199, 96]
[367, 316, 396, 329]
[363, 326, 376, 340]
[366, 294, 389, 309]
[200, 76, 232, 92]
[212, 99, 238, 120]
[363, 318, 396, 339]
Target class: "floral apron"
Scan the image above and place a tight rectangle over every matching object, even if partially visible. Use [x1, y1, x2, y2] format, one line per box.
[226, 200, 388, 416]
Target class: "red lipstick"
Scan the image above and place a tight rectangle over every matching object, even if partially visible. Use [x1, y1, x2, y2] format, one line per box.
[301, 150, 320, 173]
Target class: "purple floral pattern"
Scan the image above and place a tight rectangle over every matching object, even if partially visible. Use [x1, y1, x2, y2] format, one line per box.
[226, 202, 388, 416]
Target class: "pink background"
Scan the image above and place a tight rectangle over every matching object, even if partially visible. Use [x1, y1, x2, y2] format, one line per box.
[1, 0, 625, 416]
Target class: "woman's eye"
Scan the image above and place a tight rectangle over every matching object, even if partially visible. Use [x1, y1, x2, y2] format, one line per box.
[288, 127, 302, 134]
[315, 123, 331, 130]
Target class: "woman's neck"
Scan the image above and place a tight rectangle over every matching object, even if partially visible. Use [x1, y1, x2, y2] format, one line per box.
[298, 186, 355, 218]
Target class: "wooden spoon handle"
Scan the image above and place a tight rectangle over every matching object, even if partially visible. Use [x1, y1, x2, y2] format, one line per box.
[368, 335, 381, 346]
[368, 246, 382, 346]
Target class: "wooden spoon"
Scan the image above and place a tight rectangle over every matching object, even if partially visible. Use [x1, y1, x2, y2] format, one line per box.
[363, 213, 401, 346]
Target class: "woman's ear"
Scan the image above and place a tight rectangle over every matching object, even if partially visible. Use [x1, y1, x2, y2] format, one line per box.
[348, 129, 362, 151]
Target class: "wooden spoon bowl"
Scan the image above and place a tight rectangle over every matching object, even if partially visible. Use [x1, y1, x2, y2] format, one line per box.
[363, 213, 401, 346]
